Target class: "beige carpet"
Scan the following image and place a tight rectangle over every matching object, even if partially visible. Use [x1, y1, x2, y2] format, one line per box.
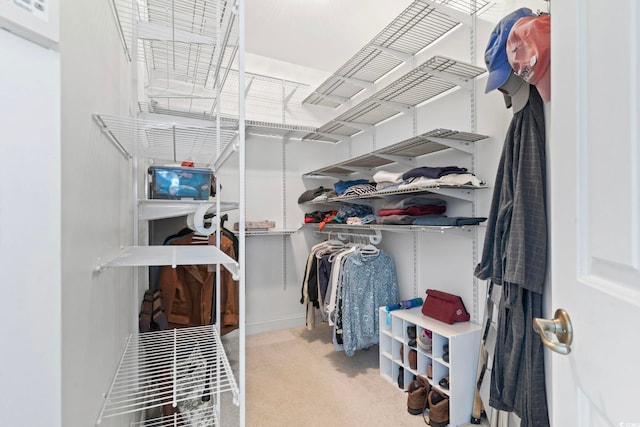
[246, 323, 430, 427]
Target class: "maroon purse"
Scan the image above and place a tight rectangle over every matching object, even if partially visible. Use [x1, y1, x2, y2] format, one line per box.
[421, 289, 470, 324]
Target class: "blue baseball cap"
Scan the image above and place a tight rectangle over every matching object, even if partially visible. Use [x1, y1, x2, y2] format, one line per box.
[484, 8, 535, 93]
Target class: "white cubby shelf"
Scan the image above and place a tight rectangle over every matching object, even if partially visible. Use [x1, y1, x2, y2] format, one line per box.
[379, 306, 481, 426]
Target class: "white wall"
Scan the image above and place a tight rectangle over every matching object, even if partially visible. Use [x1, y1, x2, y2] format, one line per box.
[0, 28, 61, 427]
[59, 0, 135, 425]
[239, 7, 524, 333]
[0, 1, 555, 425]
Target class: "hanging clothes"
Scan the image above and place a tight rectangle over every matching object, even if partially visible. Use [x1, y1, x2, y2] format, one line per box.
[474, 86, 550, 427]
[158, 231, 239, 336]
[340, 247, 398, 356]
[300, 240, 399, 356]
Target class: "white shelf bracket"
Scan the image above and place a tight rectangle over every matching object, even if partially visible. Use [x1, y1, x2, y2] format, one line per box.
[426, 136, 474, 154]
[310, 92, 351, 105]
[334, 75, 375, 91]
[422, 66, 475, 91]
[92, 114, 131, 159]
[283, 86, 298, 105]
[373, 99, 414, 112]
[415, 0, 473, 26]
[334, 120, 374, 132]
[303, 172, 352, 180]
[370, 44, 414, 64]
[312, 132, 351, 144]
[244, 76, 255, 100]
[213, 133, 240, 171]
[338, 165, 374, 176]
[371, 153, 416, 167]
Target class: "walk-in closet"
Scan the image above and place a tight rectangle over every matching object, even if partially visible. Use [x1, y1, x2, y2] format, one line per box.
[9, 0, 640, 426]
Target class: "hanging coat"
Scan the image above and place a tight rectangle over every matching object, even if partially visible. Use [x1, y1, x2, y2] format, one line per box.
[474, 86, 550, 427]
[158, 232, 239, 336]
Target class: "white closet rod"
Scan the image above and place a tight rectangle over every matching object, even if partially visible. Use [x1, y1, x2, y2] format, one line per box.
[315, 228, 383, 245]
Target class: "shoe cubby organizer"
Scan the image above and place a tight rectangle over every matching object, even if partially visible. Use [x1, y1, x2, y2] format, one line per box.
[379, 306, 481, 426]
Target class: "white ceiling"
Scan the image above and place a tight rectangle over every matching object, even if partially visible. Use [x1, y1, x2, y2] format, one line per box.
[245, 0, 414, 72]
[244, 1, 550, 73]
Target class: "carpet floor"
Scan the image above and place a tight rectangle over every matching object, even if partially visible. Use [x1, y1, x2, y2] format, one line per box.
[244, 323, 431, 427]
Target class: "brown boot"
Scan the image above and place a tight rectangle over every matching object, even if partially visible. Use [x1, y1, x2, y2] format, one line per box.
[427, 389, 450, 427]
[406, 375, 430, 415]
[409, 349, 417, 370]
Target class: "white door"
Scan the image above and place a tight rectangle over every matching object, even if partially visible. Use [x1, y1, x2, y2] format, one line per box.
[549, 0, 640, 426]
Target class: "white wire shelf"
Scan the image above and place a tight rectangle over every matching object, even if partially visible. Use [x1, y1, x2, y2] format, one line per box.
[131, 410, 218, 427]
[245, 229, 299, 236]
[96, 326, 239, 425]
[138, 102, 323, 141]
[304, 185, 486, 204]
[93, 113, 239, 166]
[138, 200, 239, 221]
[110, 0, 238, 89]
[303, 128, 489, 178]
[95, 246, 239, 280]
[302, 0, 490, 109]
[302, 57, 486, 143]
[304, 222, 476, 237]
[144, 69, 319, 126]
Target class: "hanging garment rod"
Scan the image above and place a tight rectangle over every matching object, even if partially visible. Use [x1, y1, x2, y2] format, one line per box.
[315, 228, 383, 245]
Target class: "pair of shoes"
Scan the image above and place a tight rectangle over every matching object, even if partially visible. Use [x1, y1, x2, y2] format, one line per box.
[442, 343, 449, 363]
[426, 364, 433, 379]
[406, 375, 430, 415]
[408, 349, 417, 370]
[398, 367, 405, 389]
[427, 389, 450, 427]
[438, 375, 450, 389]
[407, 325, 416, 349]
[401, 345, 418, 370]
[417, 329, 432, 352]
[407, 325, 416, 339]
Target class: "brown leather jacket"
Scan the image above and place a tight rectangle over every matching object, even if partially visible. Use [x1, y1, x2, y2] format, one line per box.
[158, 232, 239, 335]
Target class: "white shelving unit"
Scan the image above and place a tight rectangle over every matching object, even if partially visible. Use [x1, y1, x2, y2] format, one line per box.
[96, 245, 239, 279]
[296, 0, 490, 320]
[97, 0, 246, 425]
[297, 3, 489, 422]
[379, 306, 481, 426]
[301, 128, 489, 203]
[96, 326, 239, 424]
[303, 128, 488, 178]
[138, 200, 240, 221]
[305, 223, 476, 239]
[302, 0, 490, 110]
[302, 57, 486, 143]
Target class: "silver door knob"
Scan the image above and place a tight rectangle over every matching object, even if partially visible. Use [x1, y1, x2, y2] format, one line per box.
[533, 308, 573, 355]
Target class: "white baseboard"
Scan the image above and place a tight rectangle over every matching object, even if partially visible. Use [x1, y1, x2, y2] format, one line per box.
[246, 314, 306, 335]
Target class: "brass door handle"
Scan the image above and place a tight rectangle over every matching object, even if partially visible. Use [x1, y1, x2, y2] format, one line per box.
[533, 308, 573, 355]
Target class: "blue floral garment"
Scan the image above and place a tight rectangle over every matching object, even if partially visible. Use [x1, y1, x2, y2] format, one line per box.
[340, 249, 399, 356]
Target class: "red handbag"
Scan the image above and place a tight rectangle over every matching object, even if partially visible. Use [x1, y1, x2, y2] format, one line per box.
[421, 289, 470, 324]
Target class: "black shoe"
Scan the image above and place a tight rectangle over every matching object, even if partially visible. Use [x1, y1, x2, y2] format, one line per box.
[407, 325, 416, 340]
[398, 367, 405, 389]
[438, 376, 449, 389]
